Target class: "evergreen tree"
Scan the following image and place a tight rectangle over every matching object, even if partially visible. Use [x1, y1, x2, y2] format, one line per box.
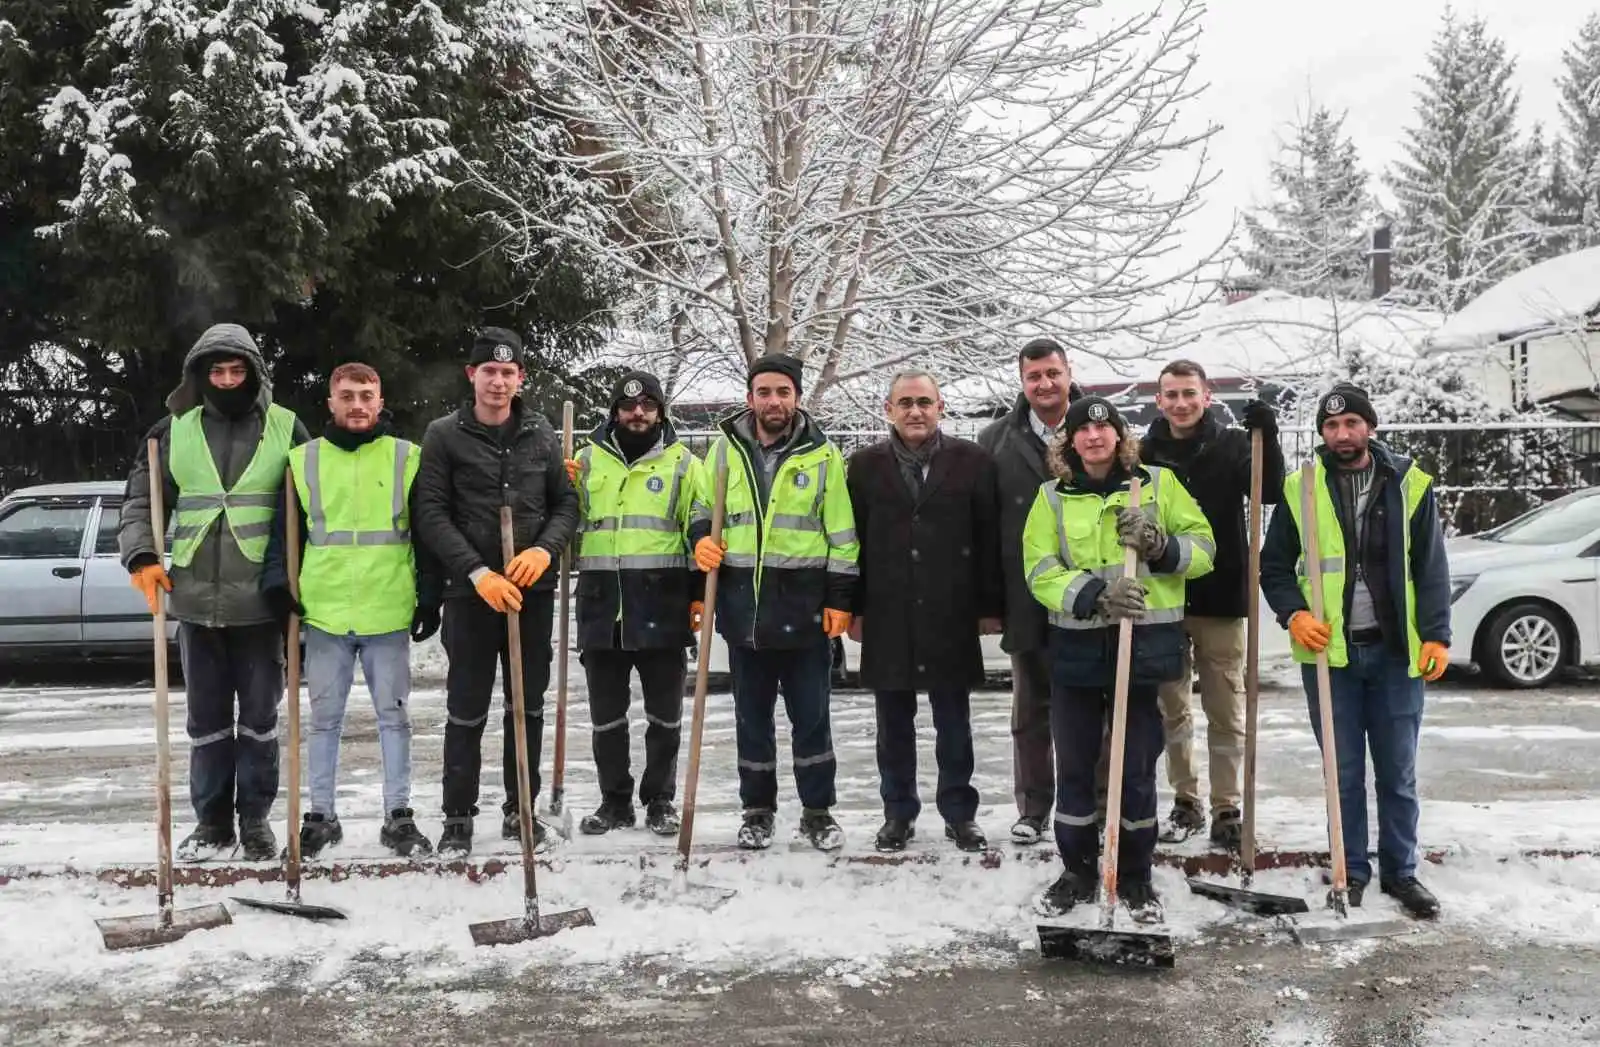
[1557, 11, 1600, 247]
[1388, 10, 1541, 314]
[1240, 105, 1376, 300]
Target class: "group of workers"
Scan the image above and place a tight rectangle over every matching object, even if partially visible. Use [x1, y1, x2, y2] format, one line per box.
[117, 323, 1452, 925]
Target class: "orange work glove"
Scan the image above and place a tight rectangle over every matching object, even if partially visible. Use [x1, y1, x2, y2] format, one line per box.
[689, 600, 706, 634]
[1418, 641, 1450, 682]
[822, 608, 852, 639]
[129, 563, 173, 615]
[474, 571, 524, 613]
[564, 458, 580, 484]
[1288, 610, 1332, 653]
[694, 536, 726, 572]
[505, 547, 552, 587]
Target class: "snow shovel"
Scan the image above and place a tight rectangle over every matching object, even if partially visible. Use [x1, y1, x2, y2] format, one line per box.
[1188, 429, 1308, 919]
[1038, 476, 1175, 968]
[624, 458, 737, 909]
[232, 472, 346, 922]
[97, 439, 234, 950]
[1290, 462, 1412, 946]
[470, 507, 595, 946]
[544, 400, 575, 841]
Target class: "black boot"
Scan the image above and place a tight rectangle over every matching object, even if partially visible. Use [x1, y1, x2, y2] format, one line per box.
[944, 821, 987, 853]
[176, 823, 236, 863]
[644, 800, 679, 837]
[737, 809, 775, 850]
[799, 808, 844, 852]
[579, 799, 637, 836]
[502, 808, 548, 851]
[1158, 797, 1205, 843]
[380, 809, 433, 858]
[1121, 880, 1165, 924]
[299, 813, 343, 859]
[1036, 867, 1097, 916]
[1381, 877, 1440, 919]
[1209, 806, 1242, 851]
[239, 817, 277, 862]
[1010, 814, 1048, 844]
[437, 815, 473, 857]
[875, 818, 916, 853]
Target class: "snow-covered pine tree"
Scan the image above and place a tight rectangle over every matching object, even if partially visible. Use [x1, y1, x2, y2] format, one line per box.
[1527, 128, 1585, 260]
[1388, 10, 1542, 314]
[1240, 104, 1376, 300]
[1557, 11, 1600, 248]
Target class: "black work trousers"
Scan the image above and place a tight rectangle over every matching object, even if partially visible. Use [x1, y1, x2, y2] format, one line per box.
[582, 646, 685, 806]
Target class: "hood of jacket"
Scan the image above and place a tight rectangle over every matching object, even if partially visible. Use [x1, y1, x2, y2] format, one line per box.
[165, 323, 273, 416]
[719, 405, 827, 458]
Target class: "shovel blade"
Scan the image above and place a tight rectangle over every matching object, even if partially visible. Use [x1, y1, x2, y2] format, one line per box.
[97, 903, 233, 951]
[1037, 922, 1175, 968]
[230, 895, 348, 921]
[470, 906, 594, 947]
[622, 874, 737, 910]
[1293, 917, 1415, 945]
[1186, 877, 1311, 917]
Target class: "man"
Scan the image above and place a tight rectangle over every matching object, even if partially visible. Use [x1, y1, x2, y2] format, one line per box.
[1140, 359, 1285, 848]
[563, 370, 703, 837]
[413, 327, 579, 856]
[1023, 397, 1214, 920]
[261, 363, 439, 858]
[119, 323, 310, 862]
[977, 337, 1083, 844]
[846, 373, 1003, 854]
[692, 354, 859, 851]
[1261, 384, 1449, 920]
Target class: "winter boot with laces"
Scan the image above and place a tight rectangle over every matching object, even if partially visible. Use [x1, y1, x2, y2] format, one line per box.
[1209, 806, 1243, 851]
[1035, 866, 1098, 916]
[644, 800, 680, 837]
[737, 809, 776, 850]
[176, 822, 236, 863]
[501, 807, 549, 851]
[298, 812, 343, 859]
[579, 799, 637, 836]
[239, 817, 278, 862]
[1158, 797, 1206, 843]
[1121, 879, 1165, 924]
[380, 808, 433, 857]
[437, 815, 473, 857]
[799, 808, 844, 852]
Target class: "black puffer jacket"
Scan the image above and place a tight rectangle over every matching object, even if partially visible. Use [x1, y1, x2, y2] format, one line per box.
[412, 398, 580, 600]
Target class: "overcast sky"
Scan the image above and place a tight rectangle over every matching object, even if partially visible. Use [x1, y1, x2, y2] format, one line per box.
[1182, 0, 1595, 268]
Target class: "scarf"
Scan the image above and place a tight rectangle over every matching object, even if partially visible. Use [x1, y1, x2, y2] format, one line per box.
[891, 428, 942, 499]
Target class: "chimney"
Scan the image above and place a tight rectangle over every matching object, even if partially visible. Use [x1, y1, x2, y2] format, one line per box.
[1370, 225, 1392, 300]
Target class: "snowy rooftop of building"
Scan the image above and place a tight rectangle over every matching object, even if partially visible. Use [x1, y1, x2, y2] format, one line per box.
[1425, 246, 1600, 354]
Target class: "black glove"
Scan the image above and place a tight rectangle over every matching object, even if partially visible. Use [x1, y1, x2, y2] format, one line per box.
[263, 585, 304, 623]
[411, 605, 442, 643]
[1241, 399, 1277, 434]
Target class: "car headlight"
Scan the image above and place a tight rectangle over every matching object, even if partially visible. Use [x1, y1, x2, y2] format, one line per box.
[1449, 575, 1478, 604]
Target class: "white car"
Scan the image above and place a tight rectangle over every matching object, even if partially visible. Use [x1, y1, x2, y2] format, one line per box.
[1446, 486, 1600, 688]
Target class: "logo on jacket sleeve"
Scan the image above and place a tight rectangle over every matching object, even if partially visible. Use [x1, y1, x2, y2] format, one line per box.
[794, 472, 810, 489]
[1324, 393, 1346, 415]
[646, 475, 665, 493]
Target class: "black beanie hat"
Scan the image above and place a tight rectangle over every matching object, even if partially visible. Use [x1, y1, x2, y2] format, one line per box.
[1315, 384, 1378, 431]
[1062, 395, 1127, 439]
[469, 326, 524, 367]
[610, 370, 667, 412]
[747, 353, 804, 397]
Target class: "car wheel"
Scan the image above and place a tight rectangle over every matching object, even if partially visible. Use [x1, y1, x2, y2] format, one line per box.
[1481, 602, 1567, 689]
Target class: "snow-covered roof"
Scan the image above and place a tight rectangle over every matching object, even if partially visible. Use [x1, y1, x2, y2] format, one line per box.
[1424, 247, 1600, 354]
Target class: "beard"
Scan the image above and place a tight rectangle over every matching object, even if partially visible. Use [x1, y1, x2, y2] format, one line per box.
[1329, 442, 1367, 464]
[757, 409, 794, 437]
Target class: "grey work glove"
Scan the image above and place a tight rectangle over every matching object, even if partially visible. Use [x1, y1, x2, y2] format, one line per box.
[1096, 576, 1147, 621]
[1116, 507, 1167, 561]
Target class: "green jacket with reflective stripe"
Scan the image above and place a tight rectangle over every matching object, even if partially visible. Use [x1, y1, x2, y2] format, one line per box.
[691, 409, 860, 650]
[287, 435, 420, 637]
[1022, 463, 1215, 686]
[573, 422, 704, 651]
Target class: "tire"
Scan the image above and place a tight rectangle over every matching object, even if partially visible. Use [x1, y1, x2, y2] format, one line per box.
[1481, 602, 1567, 689]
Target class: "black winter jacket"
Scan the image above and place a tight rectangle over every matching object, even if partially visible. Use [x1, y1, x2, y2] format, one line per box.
[1140, 414, 1284, 619]
[412, 399, 580, 600]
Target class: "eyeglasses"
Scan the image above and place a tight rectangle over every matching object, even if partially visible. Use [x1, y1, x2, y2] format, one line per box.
[892, 397, 938, 411]
[618, 397, 660, 412]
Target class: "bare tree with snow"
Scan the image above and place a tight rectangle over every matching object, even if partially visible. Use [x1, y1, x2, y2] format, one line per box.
[480, 0, 1220, 412]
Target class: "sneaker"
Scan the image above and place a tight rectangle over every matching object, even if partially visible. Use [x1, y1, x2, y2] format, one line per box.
[437, 815, 473, 857]
[644, 800, 680, 837]
[176, 823, 236, 863]
[1380, 876, 1440, 919]
[1010, 814, 1048, 844]
[1209, 806, 1242, 851]
[239, 817, 277, 862]
[379, 808, 433, 858]
[737, 809, 775, 850]
[1121, 880, 1165, 924]
[299, 813, 342, 859]
[1035, 867, 1097, 916]
[1158, 798, 1206, 843]
[799, 808, 844, 852]
[579, 800, 637, 836]
[875, 817, 915, 853]
[944, 821, 987, 853]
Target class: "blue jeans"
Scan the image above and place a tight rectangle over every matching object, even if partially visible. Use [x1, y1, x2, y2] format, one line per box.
[305, 627, 413, 817]
[1302, 642, 1424, 883]
[729, 640, 836, 811]
[875, 688, 979, 823]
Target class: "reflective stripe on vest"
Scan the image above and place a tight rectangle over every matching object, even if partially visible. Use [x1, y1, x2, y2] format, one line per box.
[299, 437, 415, 547]
[168, 403, 297, 566]
[712, 435, 860, 589]
[1283, 458, 1432, 675]
[574, 440, 696, 578]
